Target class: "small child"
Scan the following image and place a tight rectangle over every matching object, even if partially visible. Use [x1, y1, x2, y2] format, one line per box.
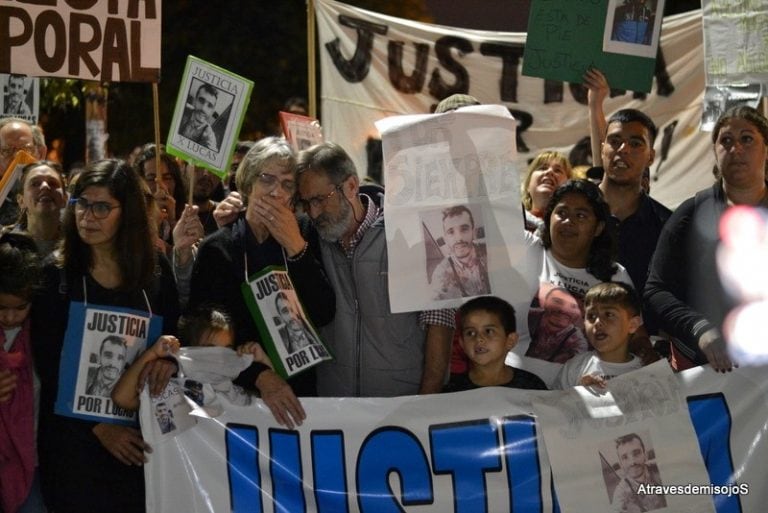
[555, 282, 644, 389]
[112, 305, 271, 411]
[0, 232, 46, 513]
[444, 296, 547, 392]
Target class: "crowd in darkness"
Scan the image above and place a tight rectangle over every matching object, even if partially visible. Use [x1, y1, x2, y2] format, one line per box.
[1, 71, 767, 512]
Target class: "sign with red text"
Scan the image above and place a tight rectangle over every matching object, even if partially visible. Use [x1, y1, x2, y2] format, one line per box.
[0, 0, 161, 81]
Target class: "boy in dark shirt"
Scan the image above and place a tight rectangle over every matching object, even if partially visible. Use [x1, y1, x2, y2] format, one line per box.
[444, 296, 547, 392]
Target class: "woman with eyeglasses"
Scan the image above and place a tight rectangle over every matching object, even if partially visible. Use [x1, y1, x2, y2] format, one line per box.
[12, 161, 67, 257]
[30, 159, 179, 513]
[645, 106, 768, 373]
[188, 136, 335, 429]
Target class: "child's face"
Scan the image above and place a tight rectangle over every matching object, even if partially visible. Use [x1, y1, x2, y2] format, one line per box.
[584, 302, 641, 363]
[198, 328, 235, 349]
[0, 293, 31, 330]
[460, 310, 518, 366]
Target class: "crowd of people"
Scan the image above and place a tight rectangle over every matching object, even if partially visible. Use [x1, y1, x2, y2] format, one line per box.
[0, 72, 766, 512]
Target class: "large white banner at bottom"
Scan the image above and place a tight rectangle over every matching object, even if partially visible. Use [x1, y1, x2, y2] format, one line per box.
[142, 363, 767, 513]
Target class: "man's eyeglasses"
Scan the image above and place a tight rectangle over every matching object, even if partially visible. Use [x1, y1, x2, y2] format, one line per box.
[70, 197, 121, 219]
[0, 143, 36, 159]
[297, 185, 342, 212]
[257, 172, 296, 194]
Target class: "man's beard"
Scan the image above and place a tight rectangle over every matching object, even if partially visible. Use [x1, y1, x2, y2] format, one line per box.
[314, 196, 354, 242]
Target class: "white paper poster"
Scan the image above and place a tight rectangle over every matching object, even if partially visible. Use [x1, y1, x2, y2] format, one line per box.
[377, 105, 524, 312]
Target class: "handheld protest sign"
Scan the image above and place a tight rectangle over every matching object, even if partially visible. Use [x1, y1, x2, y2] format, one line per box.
[279, 111, 324, 152]
[55, 302, 163, 425]
[0, 73, 39, 124]
[522, 0, 664, 93]
[241, 266, 332, 379]
[166, 56, 253, 181]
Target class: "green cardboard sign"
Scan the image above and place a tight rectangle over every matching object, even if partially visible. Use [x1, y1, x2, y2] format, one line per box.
[523, 0, 664, 93]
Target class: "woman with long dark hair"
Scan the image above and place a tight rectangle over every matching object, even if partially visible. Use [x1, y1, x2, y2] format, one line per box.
[31, 159, 178, 513]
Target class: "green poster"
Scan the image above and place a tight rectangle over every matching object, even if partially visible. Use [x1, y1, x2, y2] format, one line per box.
[523, 0, 665, 93]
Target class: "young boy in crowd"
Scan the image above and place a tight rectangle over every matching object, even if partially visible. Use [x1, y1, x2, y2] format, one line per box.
[555, 282, 644, 389]
[0, 232, 46, 513]
[112, 305, 271, 410]
[444, 296, 547, 392]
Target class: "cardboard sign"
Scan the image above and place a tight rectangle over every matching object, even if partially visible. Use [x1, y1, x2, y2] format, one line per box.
[0, 1, 161, 82]
[0, 73, 39, 123]
[166, 56, 253, 179]
[241, 266, 332, 379]
[522, 0, 663, 92]
[279, 111, 324, 153]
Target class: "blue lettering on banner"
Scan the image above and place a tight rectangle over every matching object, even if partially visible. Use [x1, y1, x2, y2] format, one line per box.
[501, 416, 546, 512]
[430, 419, 501, 513]
[357, 427, 433, 511]
[311, 431, 350, 513]
[227, 423, 263, 513]
[224, 399, 739, 512]
[271, 430, 306, 513]
[687, 394, 741, 513]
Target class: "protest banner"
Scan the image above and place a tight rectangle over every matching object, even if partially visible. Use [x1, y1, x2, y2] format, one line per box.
[315, 0, 711, 209]
[166, 56, 253, 179]
[377, 105, 524, 312]
[0, 0, 161, 82]
[523, 0, 664, 92]
[142, 362, 768, 512]
[702, 0, 768, 87]
[241, 266, 332, 379]
[0, 73, 39, 123]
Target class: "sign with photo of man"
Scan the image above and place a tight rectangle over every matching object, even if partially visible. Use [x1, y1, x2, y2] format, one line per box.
[55, 304, 163, 425]
[167, 56, 253, 179]
[241, 267, 332, 379]
[377, 105, 525, 312]
[0, 73, 39, 123]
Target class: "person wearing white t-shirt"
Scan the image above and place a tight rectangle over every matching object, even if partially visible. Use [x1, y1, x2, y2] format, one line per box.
[555, 281, 645, 389]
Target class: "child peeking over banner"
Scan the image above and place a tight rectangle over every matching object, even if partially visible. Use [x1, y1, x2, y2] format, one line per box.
[444, 296, 548, 392]
[111, 305, 272, 412]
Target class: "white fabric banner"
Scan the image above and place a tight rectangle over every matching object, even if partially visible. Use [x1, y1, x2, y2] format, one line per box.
[316, 0, 713, 209]
[143, 362, 768, 512]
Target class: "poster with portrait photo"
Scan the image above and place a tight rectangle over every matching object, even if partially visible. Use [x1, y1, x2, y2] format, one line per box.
[279, 111, 324, 152]
[531, 361, 715, 513]
[0, 73, 39, 124]
[377, 105, 526, 313]
[241, 266, 332, 380]
[167, 56, 253, 179]
[603, 0, 665, 58]
[421, 203, 491, 302]
[139, 381, 196, 443]
[701, 84, 763, 132]
[54, 303, 163, 425]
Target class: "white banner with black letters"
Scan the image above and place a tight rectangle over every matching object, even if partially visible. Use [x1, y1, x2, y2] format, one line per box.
[316, 0, 712, 209]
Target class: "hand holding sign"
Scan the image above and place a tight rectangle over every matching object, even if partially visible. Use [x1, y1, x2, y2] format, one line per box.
[213, 191, 243, 228]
